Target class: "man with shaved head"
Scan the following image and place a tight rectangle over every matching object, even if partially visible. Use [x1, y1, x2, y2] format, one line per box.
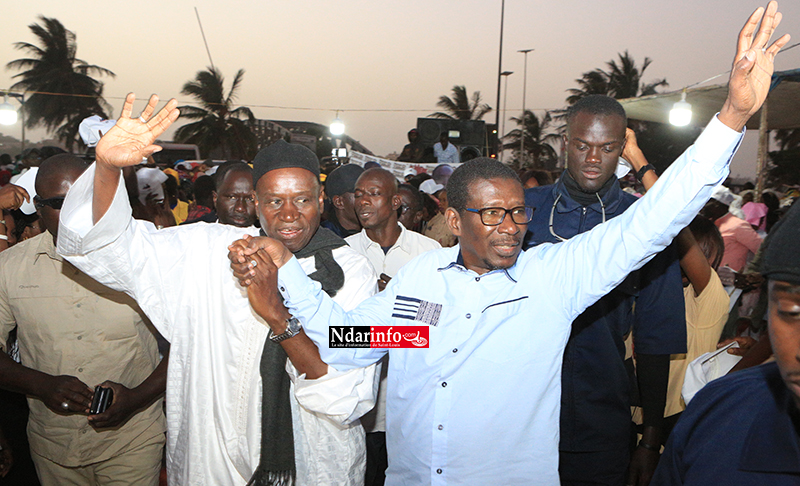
[0, 154, 167, 485]
[345, 167, 440, 485]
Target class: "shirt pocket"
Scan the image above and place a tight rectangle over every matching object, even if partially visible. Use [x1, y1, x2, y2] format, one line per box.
[470, 297, 553, 365]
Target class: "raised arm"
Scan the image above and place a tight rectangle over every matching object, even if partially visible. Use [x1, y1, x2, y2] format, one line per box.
[93, 94, 179, 223]
[624, 128, 714, 296]
[538, 2, 789, 321]
[717, 1, 789, 132]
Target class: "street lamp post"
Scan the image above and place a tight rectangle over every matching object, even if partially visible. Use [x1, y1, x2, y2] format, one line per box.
[518, 49, 534, 164]
[493, 0, 506, 158]
[500, 71, 513, 162]
[0, 91, 25, 153]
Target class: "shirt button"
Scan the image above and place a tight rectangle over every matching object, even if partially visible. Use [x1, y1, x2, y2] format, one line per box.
[77, 336, 82, 340]
[436, 468, 443, 474]
[465, 313, 471, 319]
[475, 277, 480, 282]
[78, 368, 83, 372]
[452, 348, 457, 353]
[441, 382, 447, 388]
[438, 424, 443, 430]
[280, 287, 285, 292]
[82, 429, 87, 434]
[76, 303, 81, 308]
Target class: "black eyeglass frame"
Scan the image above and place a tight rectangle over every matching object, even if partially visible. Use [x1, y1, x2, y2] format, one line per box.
[463, 206, 534, 226]
[33, 195, 66, 211]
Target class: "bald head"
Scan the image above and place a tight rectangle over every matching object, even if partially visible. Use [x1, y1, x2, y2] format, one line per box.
[359, 168, 398, 196]
[35, 154, 89, 198]
[354, 167, 402, 232]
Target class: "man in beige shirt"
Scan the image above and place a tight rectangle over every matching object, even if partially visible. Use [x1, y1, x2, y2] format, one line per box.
[0, 154, 167, 485]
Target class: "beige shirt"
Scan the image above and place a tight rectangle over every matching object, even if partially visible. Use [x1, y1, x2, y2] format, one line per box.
[0, 233, 165, 467]
[665, 270, 730, 417]
[423, 212, 457, 248]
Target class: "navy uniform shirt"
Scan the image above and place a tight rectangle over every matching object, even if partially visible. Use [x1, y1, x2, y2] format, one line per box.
[525, 176, 687, 452]
[653, 362, 800, 485]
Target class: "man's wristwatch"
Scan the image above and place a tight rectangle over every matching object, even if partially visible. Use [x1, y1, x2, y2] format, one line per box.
[635, 164, 655, 182]
[268, 317, 302, 343]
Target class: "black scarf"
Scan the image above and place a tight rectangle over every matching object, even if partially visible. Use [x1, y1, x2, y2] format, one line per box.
[561, 170, 617, 207]
[249, 227, 347, 486]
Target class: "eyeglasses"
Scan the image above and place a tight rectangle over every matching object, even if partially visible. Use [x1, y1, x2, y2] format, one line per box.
[464, 206, 534, 226]
[33, 195, 65, 210]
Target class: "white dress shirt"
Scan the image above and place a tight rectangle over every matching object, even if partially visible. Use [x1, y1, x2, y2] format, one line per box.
[57, 166, 379, 486]
[276, 116, 742, 485]
[346, 223, 441, 278]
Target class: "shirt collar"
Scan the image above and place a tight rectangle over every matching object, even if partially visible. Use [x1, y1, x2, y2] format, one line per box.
[437, 245, 519, 283]
[362, 223, 409, 254]
[34, 232, 62, 262]
[553, 175, 624, 214]
[738, 370, 800, 474]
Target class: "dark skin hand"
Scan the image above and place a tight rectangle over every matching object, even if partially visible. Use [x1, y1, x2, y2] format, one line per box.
[0, 351, 93, 414]
[228, 238, 327, 379]
[88, 352, 168, 429]
[628, 425, 661, 486]
[378, 273, 391, 292]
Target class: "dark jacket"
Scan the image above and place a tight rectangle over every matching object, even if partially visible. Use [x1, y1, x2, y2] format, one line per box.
[525, 175, 686, 452]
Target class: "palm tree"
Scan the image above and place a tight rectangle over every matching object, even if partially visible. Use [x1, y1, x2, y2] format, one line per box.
[566, 71, 609, 105]
[175, 67, 257, 160]
[775, 129, 800, 150]
[566, 51, 667, 104]
[429, 85, 492, 121]
[6, 16, 115, 151]
[503, 110, 559, 170]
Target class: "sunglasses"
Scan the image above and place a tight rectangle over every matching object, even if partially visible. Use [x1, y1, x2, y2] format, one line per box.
[33, 195, 65, 211]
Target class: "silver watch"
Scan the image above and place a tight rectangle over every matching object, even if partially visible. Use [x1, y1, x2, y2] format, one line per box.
[268, 317, 302, 343]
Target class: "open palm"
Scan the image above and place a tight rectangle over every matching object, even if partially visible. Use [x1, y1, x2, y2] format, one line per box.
[727, 2, 790, 118]
[96, 93, 180, 168]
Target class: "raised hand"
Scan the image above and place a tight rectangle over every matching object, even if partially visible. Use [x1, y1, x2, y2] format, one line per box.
[95, 93, 180, 169]
[720, 1, 791, 131]
[0, 184, 30, 211]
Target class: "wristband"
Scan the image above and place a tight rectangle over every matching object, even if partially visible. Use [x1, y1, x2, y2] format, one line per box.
[635, 164, 655, 182]
[637, 441, 660, 452]
[0, 235, 7, 240]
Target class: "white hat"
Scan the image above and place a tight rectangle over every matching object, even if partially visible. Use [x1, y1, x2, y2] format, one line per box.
[403, 167, 417, 178]
[79, 115, 117, 147]
[15, 167, 38, 215]
[710, 185, 735, 206]
[136, 167, 168, 205]
[419, 179, 444, 195]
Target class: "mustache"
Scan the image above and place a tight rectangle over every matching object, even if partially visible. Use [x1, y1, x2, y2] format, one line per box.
[492, 237, 521, 246]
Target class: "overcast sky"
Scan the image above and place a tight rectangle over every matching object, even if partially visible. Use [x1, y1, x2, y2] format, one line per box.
[1, 0, 798, 178]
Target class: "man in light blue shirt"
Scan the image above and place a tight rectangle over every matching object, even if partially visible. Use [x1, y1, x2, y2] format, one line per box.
[227, 5, 788, 482]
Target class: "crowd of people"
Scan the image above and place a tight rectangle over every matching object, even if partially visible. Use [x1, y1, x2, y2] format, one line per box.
[0, 3, 797, 485]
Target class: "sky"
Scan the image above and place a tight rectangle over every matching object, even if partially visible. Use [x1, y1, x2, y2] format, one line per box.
[1, 0, 798, 178]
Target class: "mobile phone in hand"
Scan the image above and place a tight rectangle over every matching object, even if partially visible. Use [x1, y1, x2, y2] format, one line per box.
[90, 386, 114, 415]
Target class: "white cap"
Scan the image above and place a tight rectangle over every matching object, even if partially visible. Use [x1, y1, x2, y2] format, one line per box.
[711, 185, 735, 206]
[79, 115, 117, 147]
[136, 167, 168, 205]
[15, 167, 38, 215]
[419, 179, 444, 195]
